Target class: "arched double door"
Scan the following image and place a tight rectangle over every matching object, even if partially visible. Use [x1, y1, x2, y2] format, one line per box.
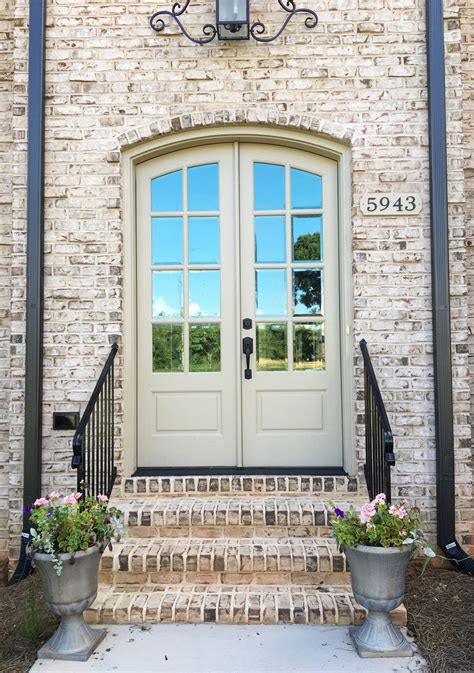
[136, 143, 342, 467]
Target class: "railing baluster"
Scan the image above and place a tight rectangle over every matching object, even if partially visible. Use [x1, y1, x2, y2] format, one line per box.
[72, 344, 118, 499]
[360, 340, 394, 503]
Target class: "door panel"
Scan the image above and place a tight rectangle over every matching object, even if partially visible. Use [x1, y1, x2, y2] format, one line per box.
[137, 145, 239, 466]
[239, 144, 342, 466]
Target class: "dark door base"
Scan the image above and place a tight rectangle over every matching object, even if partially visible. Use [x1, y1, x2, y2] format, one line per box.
[133, 466, 347, 477]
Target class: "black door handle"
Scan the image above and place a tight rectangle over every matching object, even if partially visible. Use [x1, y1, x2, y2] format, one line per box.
[242, 337, 253, 380]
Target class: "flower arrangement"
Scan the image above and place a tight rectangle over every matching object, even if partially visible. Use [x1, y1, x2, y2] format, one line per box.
[328, 493, 435, 568]
[27, 491, 123, 576]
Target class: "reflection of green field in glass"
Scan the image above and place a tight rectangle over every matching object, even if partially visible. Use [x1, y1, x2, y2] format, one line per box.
[294, 323, 325, 370]
[190, 323, 220, 372]
[152, 324, 184, 372]
[257, 323, 287, 371]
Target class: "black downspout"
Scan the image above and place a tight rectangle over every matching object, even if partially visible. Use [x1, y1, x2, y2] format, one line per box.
[8, 0, 46, 585]
[426, 0, 474, 573]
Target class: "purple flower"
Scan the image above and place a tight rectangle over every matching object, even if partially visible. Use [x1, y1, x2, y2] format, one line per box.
[23, 505, 31, 515]
[334, 508, 345, 518]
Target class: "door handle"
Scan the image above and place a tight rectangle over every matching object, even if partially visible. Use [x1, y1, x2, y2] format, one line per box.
[242, 336, 253, 380]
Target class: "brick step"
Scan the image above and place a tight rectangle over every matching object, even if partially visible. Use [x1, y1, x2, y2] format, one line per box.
[118, 474, 364, 499]
[118, 496, 365, 539]
[86, 584, 407, 627]
[99, 537, 350, 587]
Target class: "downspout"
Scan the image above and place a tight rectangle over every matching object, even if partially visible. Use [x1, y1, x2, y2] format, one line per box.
[426, 0, 474, 573]
[9, 0, 46, 584]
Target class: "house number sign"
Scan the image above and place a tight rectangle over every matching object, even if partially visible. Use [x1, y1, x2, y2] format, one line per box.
[360, 193, 422, 216]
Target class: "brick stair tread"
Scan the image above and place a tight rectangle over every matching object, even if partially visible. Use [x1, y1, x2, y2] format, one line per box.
[118, 496, 366, 529]
[100, 536, 348, 575]
[86, 583, 407, 626]
[118, 475, 364, 498]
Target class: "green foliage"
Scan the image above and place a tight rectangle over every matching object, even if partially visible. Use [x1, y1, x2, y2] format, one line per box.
[328, 494, 435, 564]
[29, 492, 123, 576]
[16, 582, 56, 643]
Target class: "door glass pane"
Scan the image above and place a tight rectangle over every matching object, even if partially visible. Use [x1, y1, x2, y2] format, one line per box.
[188, 164, 219, 212]
[189, 270, 220, 317]
[292, 215, 322, 262]
[256, 323, 287, 371]
[254, 163, 285, 210]
[293, 269, 322, 316]
[152, 324, 184, 372]
[189, 323, 221, 372]
[189, 217, 220, 264]
[256, 269, 287, 317]
[294, 323, 325, 370]
[255, 216, 286, 263]
[152, 271, 183, 319]
[152, 217, 183, 265]
[290, 168, 322, 210]
[151, 170, 182, 212]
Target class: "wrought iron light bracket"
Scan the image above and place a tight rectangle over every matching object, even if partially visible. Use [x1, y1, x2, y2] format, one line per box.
[150, 0, 318, 45]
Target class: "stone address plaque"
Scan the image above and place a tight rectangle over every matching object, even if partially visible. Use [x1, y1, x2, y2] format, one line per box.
[360, 193, 422, 216]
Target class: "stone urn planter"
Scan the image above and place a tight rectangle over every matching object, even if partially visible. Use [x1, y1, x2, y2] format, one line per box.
[345, 544, 414, 658]
[33, 545, 106, 661]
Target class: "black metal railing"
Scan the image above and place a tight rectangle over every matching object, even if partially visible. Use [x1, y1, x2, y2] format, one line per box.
[360, 339, 395, 502]
[71, 343, 118, 498]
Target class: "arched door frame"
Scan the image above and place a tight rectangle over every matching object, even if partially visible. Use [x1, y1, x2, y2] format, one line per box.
[122, 125, 354, 475]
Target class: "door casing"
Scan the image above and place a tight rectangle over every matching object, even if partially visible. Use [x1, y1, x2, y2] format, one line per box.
[122, 125, 354, 475]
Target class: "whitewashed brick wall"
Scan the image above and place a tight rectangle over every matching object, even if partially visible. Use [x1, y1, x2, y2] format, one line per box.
[1, 0, 473, 573]
[0, 0, 14, 582]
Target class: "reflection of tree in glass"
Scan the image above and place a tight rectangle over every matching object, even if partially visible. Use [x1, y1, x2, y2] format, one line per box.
[190, 324, 220, 372]
[152, 325, 183, 372]
[294, 232, 320, 262]
[257, 324, 287, 370]
[293, 233, 322, 314]
[294, 325, 325, 370]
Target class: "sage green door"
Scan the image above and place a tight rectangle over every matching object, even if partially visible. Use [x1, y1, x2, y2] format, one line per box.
[136, 143, 342, 467]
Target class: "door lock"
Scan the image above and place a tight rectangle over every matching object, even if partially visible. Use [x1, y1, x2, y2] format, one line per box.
[243, 318, 252, 330]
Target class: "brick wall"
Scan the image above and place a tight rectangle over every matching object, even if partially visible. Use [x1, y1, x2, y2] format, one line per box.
[0, 0, 14, 583]
[2, 0, 473, 572]
[461, 0, 474, 551]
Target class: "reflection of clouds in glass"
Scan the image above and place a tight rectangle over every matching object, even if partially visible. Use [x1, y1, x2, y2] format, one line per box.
[189, 302, 204, 317]
[153, 297, 181, 318]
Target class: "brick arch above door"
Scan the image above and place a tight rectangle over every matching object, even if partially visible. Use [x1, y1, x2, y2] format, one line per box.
[115, 108, 357, 154]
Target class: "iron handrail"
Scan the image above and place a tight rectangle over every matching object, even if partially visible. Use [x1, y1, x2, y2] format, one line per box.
[359, 339, 395, 502]
[71, 343, 118, 497]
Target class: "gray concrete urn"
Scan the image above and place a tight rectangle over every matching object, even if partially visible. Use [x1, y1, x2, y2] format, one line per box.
[32, 545, 106, 661]
[344, 544, 414, 658]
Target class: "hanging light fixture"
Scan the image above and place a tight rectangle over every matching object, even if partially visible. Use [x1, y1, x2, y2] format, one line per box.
[150, 0, 318, 45]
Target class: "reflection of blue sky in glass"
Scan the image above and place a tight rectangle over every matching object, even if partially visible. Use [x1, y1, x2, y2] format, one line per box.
[189, 217, 220, 264]
[151, 170, 183, 212]
[152, 271, 183, 319]
[254, 163, 285, 210]
[255, 216, 286, 263]
[291, 168, 322, 209]
[188, 164, 219, 211]
[293, 269, 322, 316]
[189, 270, 220, 317]
[292, 215, 322, 262]
[256, 270, 287, 316]
[152, 217, 183, 265]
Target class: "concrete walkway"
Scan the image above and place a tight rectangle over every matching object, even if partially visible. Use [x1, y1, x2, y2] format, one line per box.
[30, 624, 427, 673]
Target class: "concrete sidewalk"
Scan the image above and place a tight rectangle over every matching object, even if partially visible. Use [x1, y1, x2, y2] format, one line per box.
[29, 623, 427, 673]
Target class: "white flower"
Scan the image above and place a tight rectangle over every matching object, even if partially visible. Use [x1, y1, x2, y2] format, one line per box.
[423, 546, 436, 558]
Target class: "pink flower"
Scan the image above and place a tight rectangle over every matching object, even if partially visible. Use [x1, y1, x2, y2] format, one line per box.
[389, 505, 397, 515]
[359, 502, 376, 524]
[97, 494, 108, 502]
[367, 523, 374, 529]
[33, 497, 49, 507]
[74, 492, 82, 500]
[63, 494, 78, 505]
[373, 493, 386, 505]
[49, 491, 61, 499]
[397, 507, 407, 520]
